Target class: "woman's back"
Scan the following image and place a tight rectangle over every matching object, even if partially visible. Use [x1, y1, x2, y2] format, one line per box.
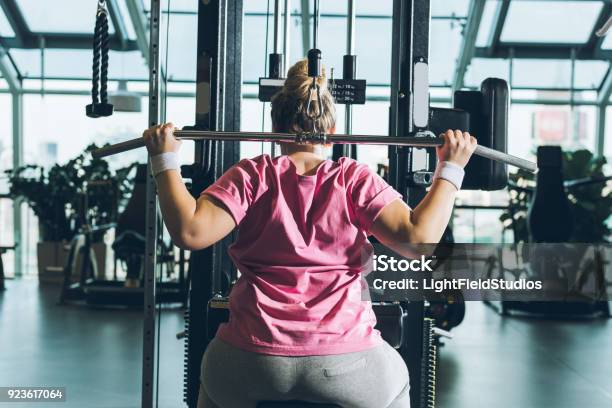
[203, 153, 401, 356]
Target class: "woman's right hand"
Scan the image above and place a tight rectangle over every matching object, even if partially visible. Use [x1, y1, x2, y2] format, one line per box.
[142, 122, 181, 156]
[436, 129, 477, 168]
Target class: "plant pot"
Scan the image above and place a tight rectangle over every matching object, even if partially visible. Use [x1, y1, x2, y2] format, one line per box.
[37, 241, 69, 284]
[38, 240, 111, 284]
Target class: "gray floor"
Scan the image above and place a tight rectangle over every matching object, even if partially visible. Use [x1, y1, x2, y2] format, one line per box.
[0, 279, 185, 408]
[1, 279, 611, 408]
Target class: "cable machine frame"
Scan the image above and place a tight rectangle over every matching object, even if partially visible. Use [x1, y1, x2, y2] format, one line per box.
[141, 0, 440, 407]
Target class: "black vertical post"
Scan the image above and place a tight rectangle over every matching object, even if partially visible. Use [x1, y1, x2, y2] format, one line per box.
[332, 0, 357, 161]
[141, 1, 161, 407]
[388, 1, 431, 407]
[184, 1, 242, 407]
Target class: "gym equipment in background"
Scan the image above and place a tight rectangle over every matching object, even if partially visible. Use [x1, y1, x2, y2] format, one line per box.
[486, 146, 610, 317]
[59, 165, 187, 307]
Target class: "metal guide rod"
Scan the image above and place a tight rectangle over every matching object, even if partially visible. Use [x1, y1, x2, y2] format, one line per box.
[92, 130, 537, 172]
[345, 0, 356, 137]
[347, 0, 355, 54]
[273, 0, 281, 54]
[313, 0, 320, 49]
[283, 0, 291, 70]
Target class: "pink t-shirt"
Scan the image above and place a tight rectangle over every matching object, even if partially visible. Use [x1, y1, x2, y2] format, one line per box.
[202, 154, 402, 356]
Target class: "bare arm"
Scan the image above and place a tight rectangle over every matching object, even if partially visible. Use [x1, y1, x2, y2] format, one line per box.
[370, 130, 476, 255]
[144, 123, 235, 250]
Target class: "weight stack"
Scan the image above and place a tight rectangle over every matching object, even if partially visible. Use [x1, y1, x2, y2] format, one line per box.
[182, 309, 190, 404]
[420, 318, 437, 408]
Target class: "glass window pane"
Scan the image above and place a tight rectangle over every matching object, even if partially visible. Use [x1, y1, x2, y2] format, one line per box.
[512, 59, 607, 89]
[509, 104, 597, 162]
[117, 0, 137, 40]
[355, 18, 392, 84]
[145, 0, 199, 12]
[466, 59, 609, 90]
[430, 20, 463, 86]
[18, 0, 115, 34]
[166, 97, 196, 163]
[0, 95, 14, 277]
[476, 0, 500, 47]
[354, 101, 390, 171]
[355, 0, 393, 16]
[310, 0, 394, 16]
[464, 58, 509, 88]
[242, 15, 282, 83]
[431, 0, 469, 17]
[9, 49, 147, 80]
[23, 94, 148, 168]
[575, 60, 609, 89]
[0, 94, 12, 194]
[0, 8, 15, 37]
[243, 0, 271, 14]
[242, 13, 392, 84]
[512, 59, 596, 89]
[602, 32, 612, 50]
[163, 14, 197, 81]
[606, 107, 612, 161]
[501, 1, 602, 44]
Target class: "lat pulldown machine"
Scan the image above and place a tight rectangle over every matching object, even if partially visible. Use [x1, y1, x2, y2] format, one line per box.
[90, 1, 534, 407]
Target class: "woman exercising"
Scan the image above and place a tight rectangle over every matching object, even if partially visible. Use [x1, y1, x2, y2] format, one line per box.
[143, 59, 476, 408]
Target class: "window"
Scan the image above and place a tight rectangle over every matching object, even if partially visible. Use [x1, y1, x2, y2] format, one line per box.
[465, 58, 609, 90]
[476, 0, 501, 47]
[606, 107, 612, 161]
[603, 32, 612, 50]
[429, 19, 463, 86]
[501, 1, 602, 44]
[22, 94, 148, 167]
[164, 14, 198, 82]
[0, 7, 14, 37]
[354, 101, 390, 171]
[0, 95, 12, 193]
[17, 0, 115, 34]
[9, 49, 148, 81]
[431, 0, 469, 18]
[0, 94, 14, 276]
[508, 104, 597, 162]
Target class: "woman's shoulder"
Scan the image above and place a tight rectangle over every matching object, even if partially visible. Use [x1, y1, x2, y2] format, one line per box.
[336, 157, 375, 179]
[233, 154, 276, 171]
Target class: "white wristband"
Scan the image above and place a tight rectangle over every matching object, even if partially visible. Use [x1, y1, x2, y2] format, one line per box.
[150, 152, 180, 176]
[433, 161, 465, 191]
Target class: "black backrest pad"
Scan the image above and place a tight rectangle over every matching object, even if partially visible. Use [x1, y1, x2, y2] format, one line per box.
[453, 78, 509, 190]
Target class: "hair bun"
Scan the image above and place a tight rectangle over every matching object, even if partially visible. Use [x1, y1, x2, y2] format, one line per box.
[270, 59, 336, 134]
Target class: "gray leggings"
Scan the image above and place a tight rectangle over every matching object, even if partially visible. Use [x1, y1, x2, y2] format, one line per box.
[198, 337, 410, 408]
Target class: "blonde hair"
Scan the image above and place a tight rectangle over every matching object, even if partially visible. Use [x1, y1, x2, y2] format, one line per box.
[270, 59, 336, 134]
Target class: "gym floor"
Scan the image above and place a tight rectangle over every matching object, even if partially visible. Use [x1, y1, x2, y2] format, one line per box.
[1, 280, 611, 408]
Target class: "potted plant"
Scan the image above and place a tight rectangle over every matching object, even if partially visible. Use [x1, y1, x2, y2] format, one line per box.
[500, 149, 611, 243]
[5, 145, 136, 281]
